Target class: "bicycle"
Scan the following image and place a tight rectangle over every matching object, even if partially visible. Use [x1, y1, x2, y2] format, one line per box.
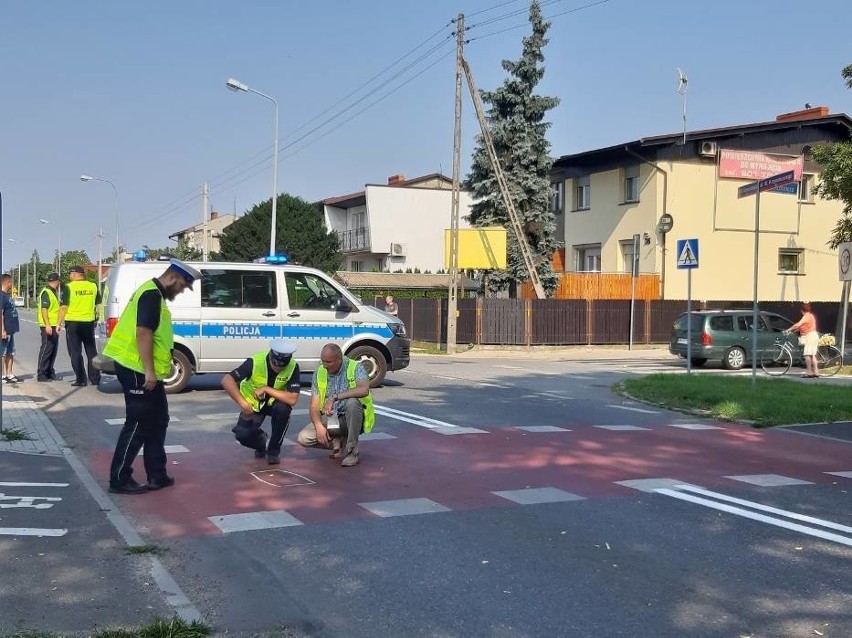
[760, 335, 843, 377]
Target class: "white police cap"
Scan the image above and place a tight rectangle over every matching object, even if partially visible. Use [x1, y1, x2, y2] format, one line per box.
[270, 339, 297, 356]
[167, 258, 203, 290]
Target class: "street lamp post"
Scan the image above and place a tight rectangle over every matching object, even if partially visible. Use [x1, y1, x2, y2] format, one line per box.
[38, 219, 61, 276]
[226, 77, 279, 256]
[80, 175, 120, 263]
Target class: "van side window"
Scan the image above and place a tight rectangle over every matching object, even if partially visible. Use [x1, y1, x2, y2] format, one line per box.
[709, 316, 734, 332]
[737, 315, 769, 331]
[285, 273, 342, 310]
[765, 314, 792, 333]
[201, 270, 276, 309]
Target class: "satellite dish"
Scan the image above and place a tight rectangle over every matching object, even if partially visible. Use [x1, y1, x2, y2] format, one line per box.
[676, 68, 688, 95]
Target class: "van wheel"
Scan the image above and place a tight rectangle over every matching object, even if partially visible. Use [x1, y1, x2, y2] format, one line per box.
[723, 347, 745, 370]
[347, 345, 387, 388]
[164, 350, 192, 394]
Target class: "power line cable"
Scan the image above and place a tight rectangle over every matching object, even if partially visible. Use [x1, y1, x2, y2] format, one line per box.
[467, 0, 611, 42]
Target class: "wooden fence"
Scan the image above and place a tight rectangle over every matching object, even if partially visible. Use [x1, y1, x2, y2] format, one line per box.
[384, 298, 843, 346]
[521, 273, 661, 300]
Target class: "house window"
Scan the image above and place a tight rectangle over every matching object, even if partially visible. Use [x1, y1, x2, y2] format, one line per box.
[550, 181, 564, 214]
[350, 260, 364, 272]
[575, 244, 601, 272]
[620, 240, 636, 274]
[798, 174, 814, 203]
[574, 175, 591, 210]
[623, 165, 640, 203]
[778, 249, 804, 275]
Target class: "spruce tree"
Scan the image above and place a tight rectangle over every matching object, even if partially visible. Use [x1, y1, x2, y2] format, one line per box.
[463, 0, 560, 297]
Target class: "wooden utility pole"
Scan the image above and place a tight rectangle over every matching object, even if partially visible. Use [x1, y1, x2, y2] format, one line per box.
[446, 13, 464, 353]
[460, 58, 546, 299]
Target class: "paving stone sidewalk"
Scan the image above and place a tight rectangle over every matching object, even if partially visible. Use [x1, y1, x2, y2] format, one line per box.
[0, 383, 65, 456]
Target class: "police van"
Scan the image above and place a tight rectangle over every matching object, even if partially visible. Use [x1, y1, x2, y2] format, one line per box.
[96, 259, 410, 393]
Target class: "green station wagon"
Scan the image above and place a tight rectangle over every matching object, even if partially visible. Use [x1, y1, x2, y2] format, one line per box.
[669, 309, 797, 369]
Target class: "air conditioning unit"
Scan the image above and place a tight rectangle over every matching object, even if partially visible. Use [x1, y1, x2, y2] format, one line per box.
[390, 242, 407, 257]
[699, 141, 718, 158]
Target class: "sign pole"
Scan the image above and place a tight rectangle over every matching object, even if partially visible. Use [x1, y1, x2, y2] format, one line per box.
[751, 188, 761, 385]
[686, 268, 692, 374]
[840, 280, 850, 357]
[629, 233, 639, 351]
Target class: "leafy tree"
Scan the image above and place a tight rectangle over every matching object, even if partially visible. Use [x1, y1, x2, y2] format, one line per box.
[217, 193, 342, 272]
[816, 63, 852, 249]
[144, 237, 202, 262]
[463, 0, 560, 297]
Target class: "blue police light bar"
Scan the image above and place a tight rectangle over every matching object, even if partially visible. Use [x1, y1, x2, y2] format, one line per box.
[265, 254, 289, 264]
[132, 250, 148, 262]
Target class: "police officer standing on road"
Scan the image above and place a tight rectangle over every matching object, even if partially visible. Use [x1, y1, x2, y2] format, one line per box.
[105, 258, 201, 495]
[61, 265, 102, 387]
[222, 340, 301, 465]
[36, 273, 63, 382]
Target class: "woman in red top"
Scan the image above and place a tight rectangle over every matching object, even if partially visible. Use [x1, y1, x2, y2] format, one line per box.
[785, 303, 819, 377]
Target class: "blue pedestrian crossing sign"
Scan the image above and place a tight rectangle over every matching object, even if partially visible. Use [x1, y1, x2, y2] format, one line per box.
[676, 239, 699, 269]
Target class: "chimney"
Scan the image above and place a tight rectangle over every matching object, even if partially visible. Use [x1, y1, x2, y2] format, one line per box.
[387, 174, 406, 186]
[210, 211, 219, 220]
[776, 106, 829, 123]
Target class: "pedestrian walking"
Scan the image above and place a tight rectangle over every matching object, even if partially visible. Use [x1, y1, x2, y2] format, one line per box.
[62, 265, 102, 387]
[105, 258, 201, 495]
[36, 272, 63, 382]
[296, 343, 374, 467]
[0, 273, 21, 384]
[222, 340, 301, 465]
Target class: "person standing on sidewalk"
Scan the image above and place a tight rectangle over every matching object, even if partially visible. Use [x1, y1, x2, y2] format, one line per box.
[784, 302, 820, 378]
[62, 265, 102, 387]
[296, 343, 374, 467]
[36, 272, 63, 382]
[0, 273, 21, 384]
[384, 295, 399, 316]
[105, 259, 201, 495]
[222, 340, 301, 465]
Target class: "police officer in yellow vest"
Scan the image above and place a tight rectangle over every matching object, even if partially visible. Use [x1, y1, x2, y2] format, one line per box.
[297, 343, 375, 467]
[36, 272, 63, 382]
[60, 265, 102, 387]
[105, 259, 201, 495]
[222, 340, 301, 465]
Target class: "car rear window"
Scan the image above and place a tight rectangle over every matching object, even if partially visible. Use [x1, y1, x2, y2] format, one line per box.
[673, 314, 704, 331]
[709, 316, 734, 331]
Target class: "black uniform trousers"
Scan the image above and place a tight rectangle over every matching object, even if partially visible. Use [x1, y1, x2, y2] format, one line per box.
[232, 401, 293, 455]
[37, 327, 60, 378]
[108, 362, 170, 488]
[65, 320, 101, 384]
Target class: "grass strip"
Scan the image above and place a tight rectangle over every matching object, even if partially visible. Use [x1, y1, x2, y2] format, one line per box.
[618, 374, 852, 427]
[2, 617, 211, 638]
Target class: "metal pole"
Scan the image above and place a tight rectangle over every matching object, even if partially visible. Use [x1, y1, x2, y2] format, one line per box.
[446, 12, 464, 354]
[840, 280, 850, 358]
[686, 269, 692, 374]
[270, 98, 279, 256]
[97, 228, 103, 299]
[751, 188, 761, 384]
[202, 182, 210, 261]
[629, 233, 639, 351]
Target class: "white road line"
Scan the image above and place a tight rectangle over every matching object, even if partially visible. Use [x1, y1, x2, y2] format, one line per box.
[607, 405, 659, 414]
[0, 527, 68, 537]
[435, 375, 460, 381]
[674, 485, 852, 535]
[107, 417, 181, 425]
[572, 375, 596, 380]
[298, 391, 462, 429]
[655, 488, 852, 547]
[0, 482, 69, 487]
[535, 392, 576, 400]
[496, 365, 525, 370]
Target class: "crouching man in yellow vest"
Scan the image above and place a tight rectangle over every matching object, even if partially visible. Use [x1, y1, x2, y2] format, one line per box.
[105, 259, 201, 495]
[221, 340, 301, 465]
[297, 343, 374, 467]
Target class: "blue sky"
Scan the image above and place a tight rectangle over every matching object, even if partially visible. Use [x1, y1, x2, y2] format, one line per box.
[2, 0, 850, 270]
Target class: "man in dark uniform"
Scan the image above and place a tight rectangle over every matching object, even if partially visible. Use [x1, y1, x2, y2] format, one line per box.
[61, 265, 102, 387]
[36, 272, 63, 382]
[105, 259, 201, 495]
[222, 340, 300, 465]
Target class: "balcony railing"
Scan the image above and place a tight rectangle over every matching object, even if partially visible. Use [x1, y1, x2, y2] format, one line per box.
[336, 227, 371, 252]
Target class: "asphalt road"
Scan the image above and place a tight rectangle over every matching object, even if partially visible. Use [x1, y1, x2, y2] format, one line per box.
[3, 311, 851, 637]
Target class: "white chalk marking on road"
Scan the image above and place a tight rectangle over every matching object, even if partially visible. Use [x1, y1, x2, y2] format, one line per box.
[250, 470, 315, 488]
[666, 423, 723, 430]
[594, 425, 651, 431]
[0, 527, 68, 537]
[655, 487, 852, 547]
[0, 482, 69, 487]
[827, 471, 852, 479]
[673, 485, 852, 535]
[725, 474, 813, 487]
[607, 405, 659, 414]
[209, 509, 303, 533]
[138, 445, 189, 456]
[359, 497, 450, 518]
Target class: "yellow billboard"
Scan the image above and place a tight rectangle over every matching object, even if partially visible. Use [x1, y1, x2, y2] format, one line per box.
[444, 227, 507, 269]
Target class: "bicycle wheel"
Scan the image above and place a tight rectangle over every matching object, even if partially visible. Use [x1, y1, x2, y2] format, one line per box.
[761, 343, 792, 376]
[816, 345, 843, 377]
